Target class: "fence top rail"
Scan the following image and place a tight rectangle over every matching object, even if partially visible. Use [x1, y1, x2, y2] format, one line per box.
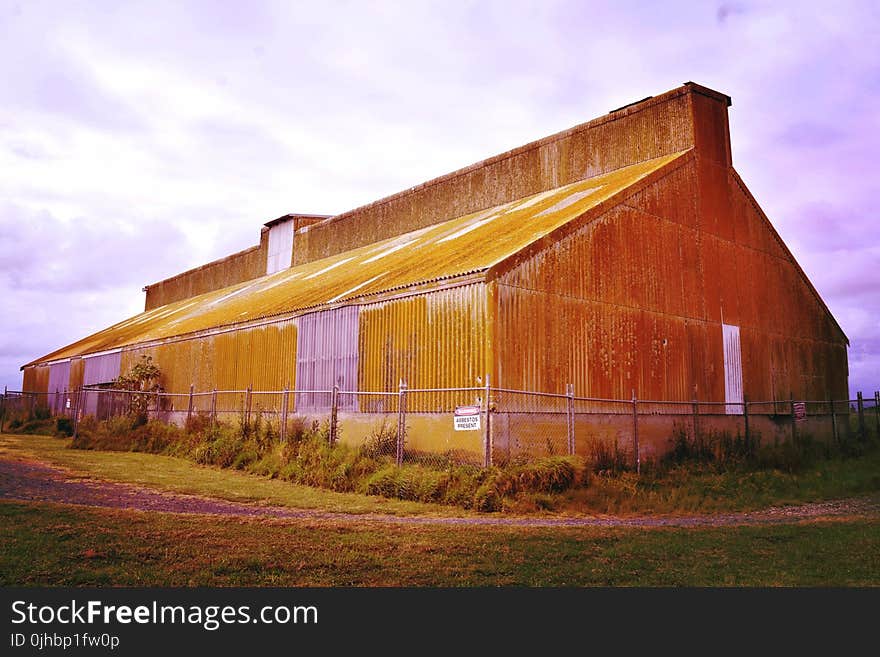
[81, 387, 145, 394]
[572, 395, 633, 404]
[406, 386, 485, 394]
[492, 387, 569, 399]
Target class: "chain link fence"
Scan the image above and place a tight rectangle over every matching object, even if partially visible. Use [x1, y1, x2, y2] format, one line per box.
[3, 385, 880, 470]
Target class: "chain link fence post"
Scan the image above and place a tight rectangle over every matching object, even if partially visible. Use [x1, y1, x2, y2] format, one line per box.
[743, 395, 750, 445]
[789, 396, 797, 444]
[566, 383, 575, 456]
[211, 388, 217, 426]
[875, 391, 880, 440]
[0, 385, 6, 433]
[396, 379, 407, 466]
[330, 384, 339, 446]
[187, 384, 194, 425]
[245, 385, 253, 430]
[691, 395, 699, 441]
[857, 392, 865, 442]
[73, 387, 83, 439]
[830, 397, 838, 444]
[280, 386, 289, 442]
[632, 389, 640, 474]
[483, 374, 492, 468]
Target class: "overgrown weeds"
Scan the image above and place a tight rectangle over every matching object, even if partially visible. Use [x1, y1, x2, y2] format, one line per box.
[69, 414, 589, 511]
[659, 425, 867, 475]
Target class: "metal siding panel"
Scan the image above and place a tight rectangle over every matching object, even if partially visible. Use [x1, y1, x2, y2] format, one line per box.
[47, 361, 72, 414]
[83, 352, 121, 386]
[358, 283, 486, 408]
[22, 365, 49, 395]
[47, 361, 71, 395]
[295, 307, 359, 408]
[266, 220, 294, 275]
[69, 358, 84, 391]
[722, 324, 744, 413]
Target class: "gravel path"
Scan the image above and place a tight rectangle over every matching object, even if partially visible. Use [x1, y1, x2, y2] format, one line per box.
[2, 456, 879, 528]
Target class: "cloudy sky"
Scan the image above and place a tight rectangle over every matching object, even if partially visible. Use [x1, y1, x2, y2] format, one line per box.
[1, 0, 877, 397]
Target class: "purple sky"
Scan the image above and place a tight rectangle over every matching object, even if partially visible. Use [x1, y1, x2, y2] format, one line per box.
[1, 1, 878, 397]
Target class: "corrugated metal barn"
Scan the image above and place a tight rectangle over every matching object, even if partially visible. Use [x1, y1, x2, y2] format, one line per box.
[21, 82, 849, 458]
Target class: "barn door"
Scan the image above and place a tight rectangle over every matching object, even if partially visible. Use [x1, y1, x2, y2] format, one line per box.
[722, 324, 743, 414]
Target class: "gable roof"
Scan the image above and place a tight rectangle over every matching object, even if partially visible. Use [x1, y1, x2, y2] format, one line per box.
[27, 150, 690, 366]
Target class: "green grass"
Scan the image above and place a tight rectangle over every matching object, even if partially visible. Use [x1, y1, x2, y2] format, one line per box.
[2, 500, 878, 586]
[0, 433, 459, 517]
[552, 453, 880, 515]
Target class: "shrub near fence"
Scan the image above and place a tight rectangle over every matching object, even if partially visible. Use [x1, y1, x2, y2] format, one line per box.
[3, 385, 880, 470]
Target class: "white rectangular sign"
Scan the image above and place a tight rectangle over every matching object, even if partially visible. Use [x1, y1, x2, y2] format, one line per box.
[454, 405, 481, 431]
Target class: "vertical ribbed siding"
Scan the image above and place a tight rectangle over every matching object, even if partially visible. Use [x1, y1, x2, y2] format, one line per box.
[120, 319, 298, 395]
[359, 284, 486, 410]
[69, 357, 84, 391]
[22, 365, 49, 395]
[48, 361, 71, 394]
[82, 351, 122, 386]
[295, 306, 359, 409]
[47, 361, 71, 413]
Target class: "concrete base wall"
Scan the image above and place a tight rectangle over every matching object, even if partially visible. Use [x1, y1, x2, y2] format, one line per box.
[491, 410, 849, 465]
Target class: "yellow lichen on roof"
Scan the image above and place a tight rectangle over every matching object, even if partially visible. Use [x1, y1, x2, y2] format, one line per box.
[29, 150, 689, 365]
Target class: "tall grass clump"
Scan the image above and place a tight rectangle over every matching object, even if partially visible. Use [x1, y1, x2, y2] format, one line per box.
[659, 422, 880, 476]
[68, 414, 589, 511]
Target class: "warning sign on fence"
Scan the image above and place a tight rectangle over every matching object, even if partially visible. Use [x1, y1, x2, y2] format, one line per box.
[454, 405, 481, 431]
[794, 402, 806, 422]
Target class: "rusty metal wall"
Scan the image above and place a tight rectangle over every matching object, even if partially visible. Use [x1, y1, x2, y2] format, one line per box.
[359, 284, 487, 410]
[21, 364, 49, 394]
[82, 351, 122, 386]
[69, 357, 84, 391]
[295, 85, 704, 266]
[491, 151, 848, 404]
